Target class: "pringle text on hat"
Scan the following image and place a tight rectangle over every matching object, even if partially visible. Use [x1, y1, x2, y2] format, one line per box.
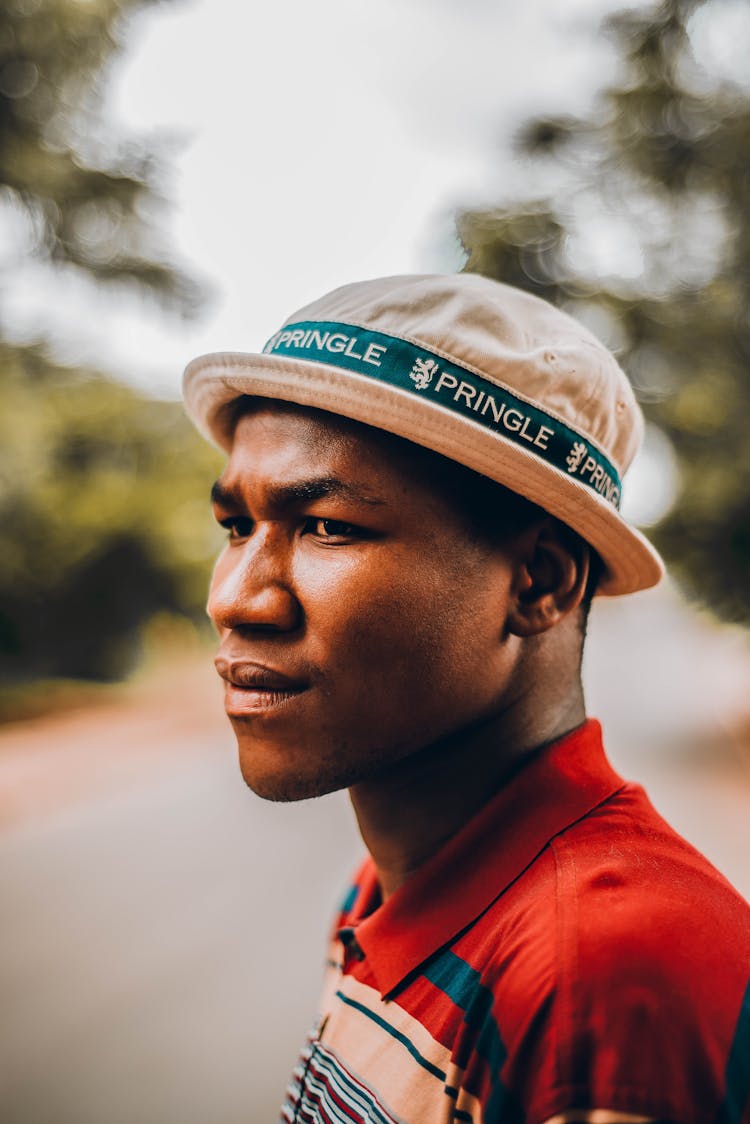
[263, 319, 622, 511]
[264, 327, 387, 368]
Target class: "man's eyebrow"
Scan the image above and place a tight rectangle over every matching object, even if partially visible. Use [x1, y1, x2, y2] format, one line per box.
[210, 476, 385, 508]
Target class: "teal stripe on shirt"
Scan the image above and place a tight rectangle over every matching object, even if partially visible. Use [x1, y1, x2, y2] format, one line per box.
[424, 948, 520, 1123]
[334, 989, 446, 1083]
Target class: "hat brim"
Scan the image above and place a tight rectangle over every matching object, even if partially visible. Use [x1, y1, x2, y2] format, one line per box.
[183, 350, 664, 597]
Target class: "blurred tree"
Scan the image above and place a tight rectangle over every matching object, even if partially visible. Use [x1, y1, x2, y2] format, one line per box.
[1, 0, 197, 303]
[458, 0, 750, 623]
[0, 0, 221, 685]
[0, 342, 222, 682]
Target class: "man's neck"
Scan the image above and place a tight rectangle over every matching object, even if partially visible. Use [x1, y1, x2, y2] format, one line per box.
[348, 688, 586, 901]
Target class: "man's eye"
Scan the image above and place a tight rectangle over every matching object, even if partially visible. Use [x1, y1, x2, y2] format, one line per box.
[219, 516, 254, 539]
[306, 518, 358, 541]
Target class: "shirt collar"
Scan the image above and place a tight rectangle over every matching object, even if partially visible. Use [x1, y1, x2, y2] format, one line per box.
[343, 719, 624, 996]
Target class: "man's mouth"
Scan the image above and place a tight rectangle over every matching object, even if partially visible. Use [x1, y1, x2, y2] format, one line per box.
[213, 657, 310, 715]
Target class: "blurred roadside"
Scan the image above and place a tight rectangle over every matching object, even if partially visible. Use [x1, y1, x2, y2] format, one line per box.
[0, 636, 363, 1124]
[0, 648, 223, 830]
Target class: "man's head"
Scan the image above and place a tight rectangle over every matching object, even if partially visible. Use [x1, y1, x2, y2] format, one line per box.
[183, 272, 662, 799]
[207, 399, 595, 801]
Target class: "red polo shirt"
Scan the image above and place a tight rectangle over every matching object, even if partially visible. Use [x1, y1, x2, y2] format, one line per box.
[282, 720, 750, 1124]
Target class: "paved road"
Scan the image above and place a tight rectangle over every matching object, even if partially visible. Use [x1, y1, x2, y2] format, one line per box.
[0, 664, 363, 1123]
[1, 585, 749, 1123]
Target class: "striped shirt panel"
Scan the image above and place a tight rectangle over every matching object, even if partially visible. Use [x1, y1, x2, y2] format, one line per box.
[283, 973, 484, 1124]
[282, 1031, 400, 1123]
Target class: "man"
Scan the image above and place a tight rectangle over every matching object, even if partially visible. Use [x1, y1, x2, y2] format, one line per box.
[183, 273, 750, 1123]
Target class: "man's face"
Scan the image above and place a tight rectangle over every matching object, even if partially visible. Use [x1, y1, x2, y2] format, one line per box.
[208, 402, 522, 801]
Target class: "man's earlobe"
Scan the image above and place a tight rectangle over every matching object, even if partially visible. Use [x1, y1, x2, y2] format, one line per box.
[507, 522, 589, 638]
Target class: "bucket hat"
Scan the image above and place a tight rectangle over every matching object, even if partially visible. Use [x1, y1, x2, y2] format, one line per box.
[183, 272, 664, 596]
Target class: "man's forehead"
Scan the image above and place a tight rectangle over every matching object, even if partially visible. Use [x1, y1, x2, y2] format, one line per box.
[224, 398, 433, 477]
[218, 400, 419, 503]
[217, 398, 517, 536]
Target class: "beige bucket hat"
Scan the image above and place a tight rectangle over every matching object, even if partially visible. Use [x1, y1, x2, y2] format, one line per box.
[183, 272, 664, 596]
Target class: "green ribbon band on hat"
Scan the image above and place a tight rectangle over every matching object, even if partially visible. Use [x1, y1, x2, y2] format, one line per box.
[263, 320, 622, 510]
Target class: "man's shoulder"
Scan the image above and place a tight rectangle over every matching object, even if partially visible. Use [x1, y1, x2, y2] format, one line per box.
[454, 775, 750, 1044]
[451, 783, 750, 1124]
[554, 779, 750, 955]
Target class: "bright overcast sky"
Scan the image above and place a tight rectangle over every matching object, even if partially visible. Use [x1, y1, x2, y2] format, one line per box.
[5, 0, 645, 397]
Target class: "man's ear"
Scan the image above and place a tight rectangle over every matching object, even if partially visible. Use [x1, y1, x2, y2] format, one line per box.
[506, 519, 590, 638]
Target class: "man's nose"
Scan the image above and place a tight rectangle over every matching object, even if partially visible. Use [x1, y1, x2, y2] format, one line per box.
[207, 531, 301, 633]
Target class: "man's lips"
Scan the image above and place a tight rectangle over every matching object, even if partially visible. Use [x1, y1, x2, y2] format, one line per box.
[213, 657, 310, 715]
[214, 656, 309, 691]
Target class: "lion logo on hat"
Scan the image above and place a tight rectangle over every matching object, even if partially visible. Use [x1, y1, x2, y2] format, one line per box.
[409, 357, 439, 391]
[566, 441, 588, 474]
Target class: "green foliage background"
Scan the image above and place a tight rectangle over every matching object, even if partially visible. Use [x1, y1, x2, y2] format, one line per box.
[458, 0, 750, 622]
[1, 0, 221, 689]
[0, 343, 222, 682]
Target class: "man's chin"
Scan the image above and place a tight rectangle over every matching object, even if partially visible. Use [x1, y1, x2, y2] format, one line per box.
[240, 766, 343, 803]
[232, 727, 416, 802]
[236, 744, 351, 803]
